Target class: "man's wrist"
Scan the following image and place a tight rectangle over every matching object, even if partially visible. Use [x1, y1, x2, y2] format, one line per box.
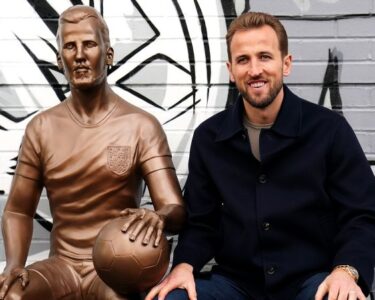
[333, 265, 359, 282]
[176, 263, 194, 272]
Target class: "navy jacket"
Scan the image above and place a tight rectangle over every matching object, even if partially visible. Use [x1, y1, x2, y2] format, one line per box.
[173, 86, 375, 299]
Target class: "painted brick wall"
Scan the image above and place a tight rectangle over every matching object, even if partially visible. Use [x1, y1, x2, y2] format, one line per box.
[0, 0, 374, 277]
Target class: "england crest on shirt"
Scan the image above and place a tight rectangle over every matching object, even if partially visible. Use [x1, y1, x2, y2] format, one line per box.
[107, 145, 131, 175]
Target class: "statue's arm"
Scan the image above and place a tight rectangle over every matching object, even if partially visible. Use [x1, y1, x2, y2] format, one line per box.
[145, 168, 186, 233]
[2, 174, 42, 270]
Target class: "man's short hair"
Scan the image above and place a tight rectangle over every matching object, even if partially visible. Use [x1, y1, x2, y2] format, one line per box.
[226, 12, 288, 61]
[56, 5, 110, 48]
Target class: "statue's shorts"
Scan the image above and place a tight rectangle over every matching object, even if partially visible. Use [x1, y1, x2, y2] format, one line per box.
[21, 255, 139, 300]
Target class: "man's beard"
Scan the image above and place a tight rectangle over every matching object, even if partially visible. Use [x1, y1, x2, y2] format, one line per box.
[240, 79, 283, 109]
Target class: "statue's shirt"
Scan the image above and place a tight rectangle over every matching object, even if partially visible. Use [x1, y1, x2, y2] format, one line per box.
[15, 99, 174, 259]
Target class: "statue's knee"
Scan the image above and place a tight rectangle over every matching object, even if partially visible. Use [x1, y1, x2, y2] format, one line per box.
[4, 271, 54, 300]
[4, 285, 25, 300]
[5, 284, 54, 300]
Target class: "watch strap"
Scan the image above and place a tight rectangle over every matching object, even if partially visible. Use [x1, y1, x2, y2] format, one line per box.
[333, 265, 359, 282]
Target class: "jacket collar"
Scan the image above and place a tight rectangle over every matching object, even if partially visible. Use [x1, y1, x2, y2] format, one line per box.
[215, 85, 301, 142]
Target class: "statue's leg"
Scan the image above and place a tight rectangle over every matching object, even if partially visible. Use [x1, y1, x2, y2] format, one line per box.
[6, 256, 81, 300]
[5, 269, 54, 300]
[84, 273, 140, 300]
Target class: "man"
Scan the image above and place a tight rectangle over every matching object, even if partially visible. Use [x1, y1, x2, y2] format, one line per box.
[146, 11, 375, 300]
[0, 5, 185, 300]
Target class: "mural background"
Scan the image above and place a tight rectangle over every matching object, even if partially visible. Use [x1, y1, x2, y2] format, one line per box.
[0, 0, 374, 286]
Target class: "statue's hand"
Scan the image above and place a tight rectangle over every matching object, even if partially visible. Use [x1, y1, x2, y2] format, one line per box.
[120, 208, 165, 246]
[0, 266, 29, 299]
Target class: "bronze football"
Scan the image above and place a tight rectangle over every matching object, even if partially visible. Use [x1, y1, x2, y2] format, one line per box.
[93, 216, 170, 295]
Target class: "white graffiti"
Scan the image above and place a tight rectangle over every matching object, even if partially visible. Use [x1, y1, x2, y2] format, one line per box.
[293, 0, 340, 12]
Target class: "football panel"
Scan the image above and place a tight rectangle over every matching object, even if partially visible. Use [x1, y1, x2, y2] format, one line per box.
[92, 240, 115, 271]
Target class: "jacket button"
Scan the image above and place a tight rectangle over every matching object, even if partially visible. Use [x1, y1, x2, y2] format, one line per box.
[267, 266, 275, 275]
[262, 222, 271, 231]
[258, 174, 267, 184]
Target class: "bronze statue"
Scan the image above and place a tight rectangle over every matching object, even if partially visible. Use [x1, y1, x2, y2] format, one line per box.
[0, 5, 185, 300]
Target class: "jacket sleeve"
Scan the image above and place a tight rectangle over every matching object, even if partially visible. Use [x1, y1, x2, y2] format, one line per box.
[172, 128, 221, 272]
[328, 116, 375, 294]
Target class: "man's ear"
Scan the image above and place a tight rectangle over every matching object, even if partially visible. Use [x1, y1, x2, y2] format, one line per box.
[226, 61, 235, 82]
[283, 54, 292, 77]
[57, 54, 64, 71]
[106, 47, 114, 66]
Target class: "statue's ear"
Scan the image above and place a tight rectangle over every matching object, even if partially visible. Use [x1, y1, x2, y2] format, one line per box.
[106, 47, 114, 66]
[57, 54, 64, 71]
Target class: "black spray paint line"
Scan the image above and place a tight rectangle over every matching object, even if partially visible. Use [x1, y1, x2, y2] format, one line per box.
[171, 0, 197, 111]
[34, 212, 53, 232]
[318, 49, 343, 114]
[116, 53, 192, 112]
[221, 0, 240, 108]
[6, 156, 17, 176]
[164, 99, 202, 125]
[0, 109, 37, 127]
[15, 35, 67, 102]
[115, 0, 200, 121]
[276, 14, 375, 21]
[109, 0, 160, 75]
[194, 0, 211, 103]
[26, 0, 60, 34]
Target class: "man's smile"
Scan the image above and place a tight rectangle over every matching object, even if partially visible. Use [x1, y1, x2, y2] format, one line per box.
[248, 80, 267, 88]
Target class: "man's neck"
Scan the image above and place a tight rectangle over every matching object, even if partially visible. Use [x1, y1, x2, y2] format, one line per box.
[243, 90, 284, 125]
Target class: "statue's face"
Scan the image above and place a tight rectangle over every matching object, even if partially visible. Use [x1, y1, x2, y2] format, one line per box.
[57, 17, 112, 90]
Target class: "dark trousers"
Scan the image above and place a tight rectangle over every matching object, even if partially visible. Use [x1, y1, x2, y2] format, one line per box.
[295, 272, 329, 300]
[158, 272, 329, 300]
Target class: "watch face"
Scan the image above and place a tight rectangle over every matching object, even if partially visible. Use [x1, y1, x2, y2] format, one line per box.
[348, 266, 359, 279]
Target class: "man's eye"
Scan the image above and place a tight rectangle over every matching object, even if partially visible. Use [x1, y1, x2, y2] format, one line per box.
[237, 57, 247, 64]
[86, 42, 97, 48]
[64, 43, 74, 50]
[260, 55, 271, 60]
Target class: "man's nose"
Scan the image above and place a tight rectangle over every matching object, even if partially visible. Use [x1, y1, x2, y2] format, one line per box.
[248, 60, 262, 77]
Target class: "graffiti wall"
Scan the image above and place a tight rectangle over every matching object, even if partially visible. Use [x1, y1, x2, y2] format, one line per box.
[0, 0, 374, 266]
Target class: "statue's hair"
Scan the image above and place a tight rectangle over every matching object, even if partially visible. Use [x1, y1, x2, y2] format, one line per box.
[56, 5, 110, 48]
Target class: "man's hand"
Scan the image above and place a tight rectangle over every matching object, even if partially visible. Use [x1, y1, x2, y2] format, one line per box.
[315, 269, 366, 300]
[120, 208, 165, 246]
[145, 263, 197, 300]
[0, 267, 29, 299]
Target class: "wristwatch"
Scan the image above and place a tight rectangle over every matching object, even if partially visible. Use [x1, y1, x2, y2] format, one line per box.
[333, 265, 359, 282]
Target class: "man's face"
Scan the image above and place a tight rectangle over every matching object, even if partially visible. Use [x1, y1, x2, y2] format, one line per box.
[57, 18, 113, 90]
[227, 25, 291, 110]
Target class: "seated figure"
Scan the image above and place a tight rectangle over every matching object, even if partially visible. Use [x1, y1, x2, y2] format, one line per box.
[0, 5, 185, 300]
[146, 11, 375, 300]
